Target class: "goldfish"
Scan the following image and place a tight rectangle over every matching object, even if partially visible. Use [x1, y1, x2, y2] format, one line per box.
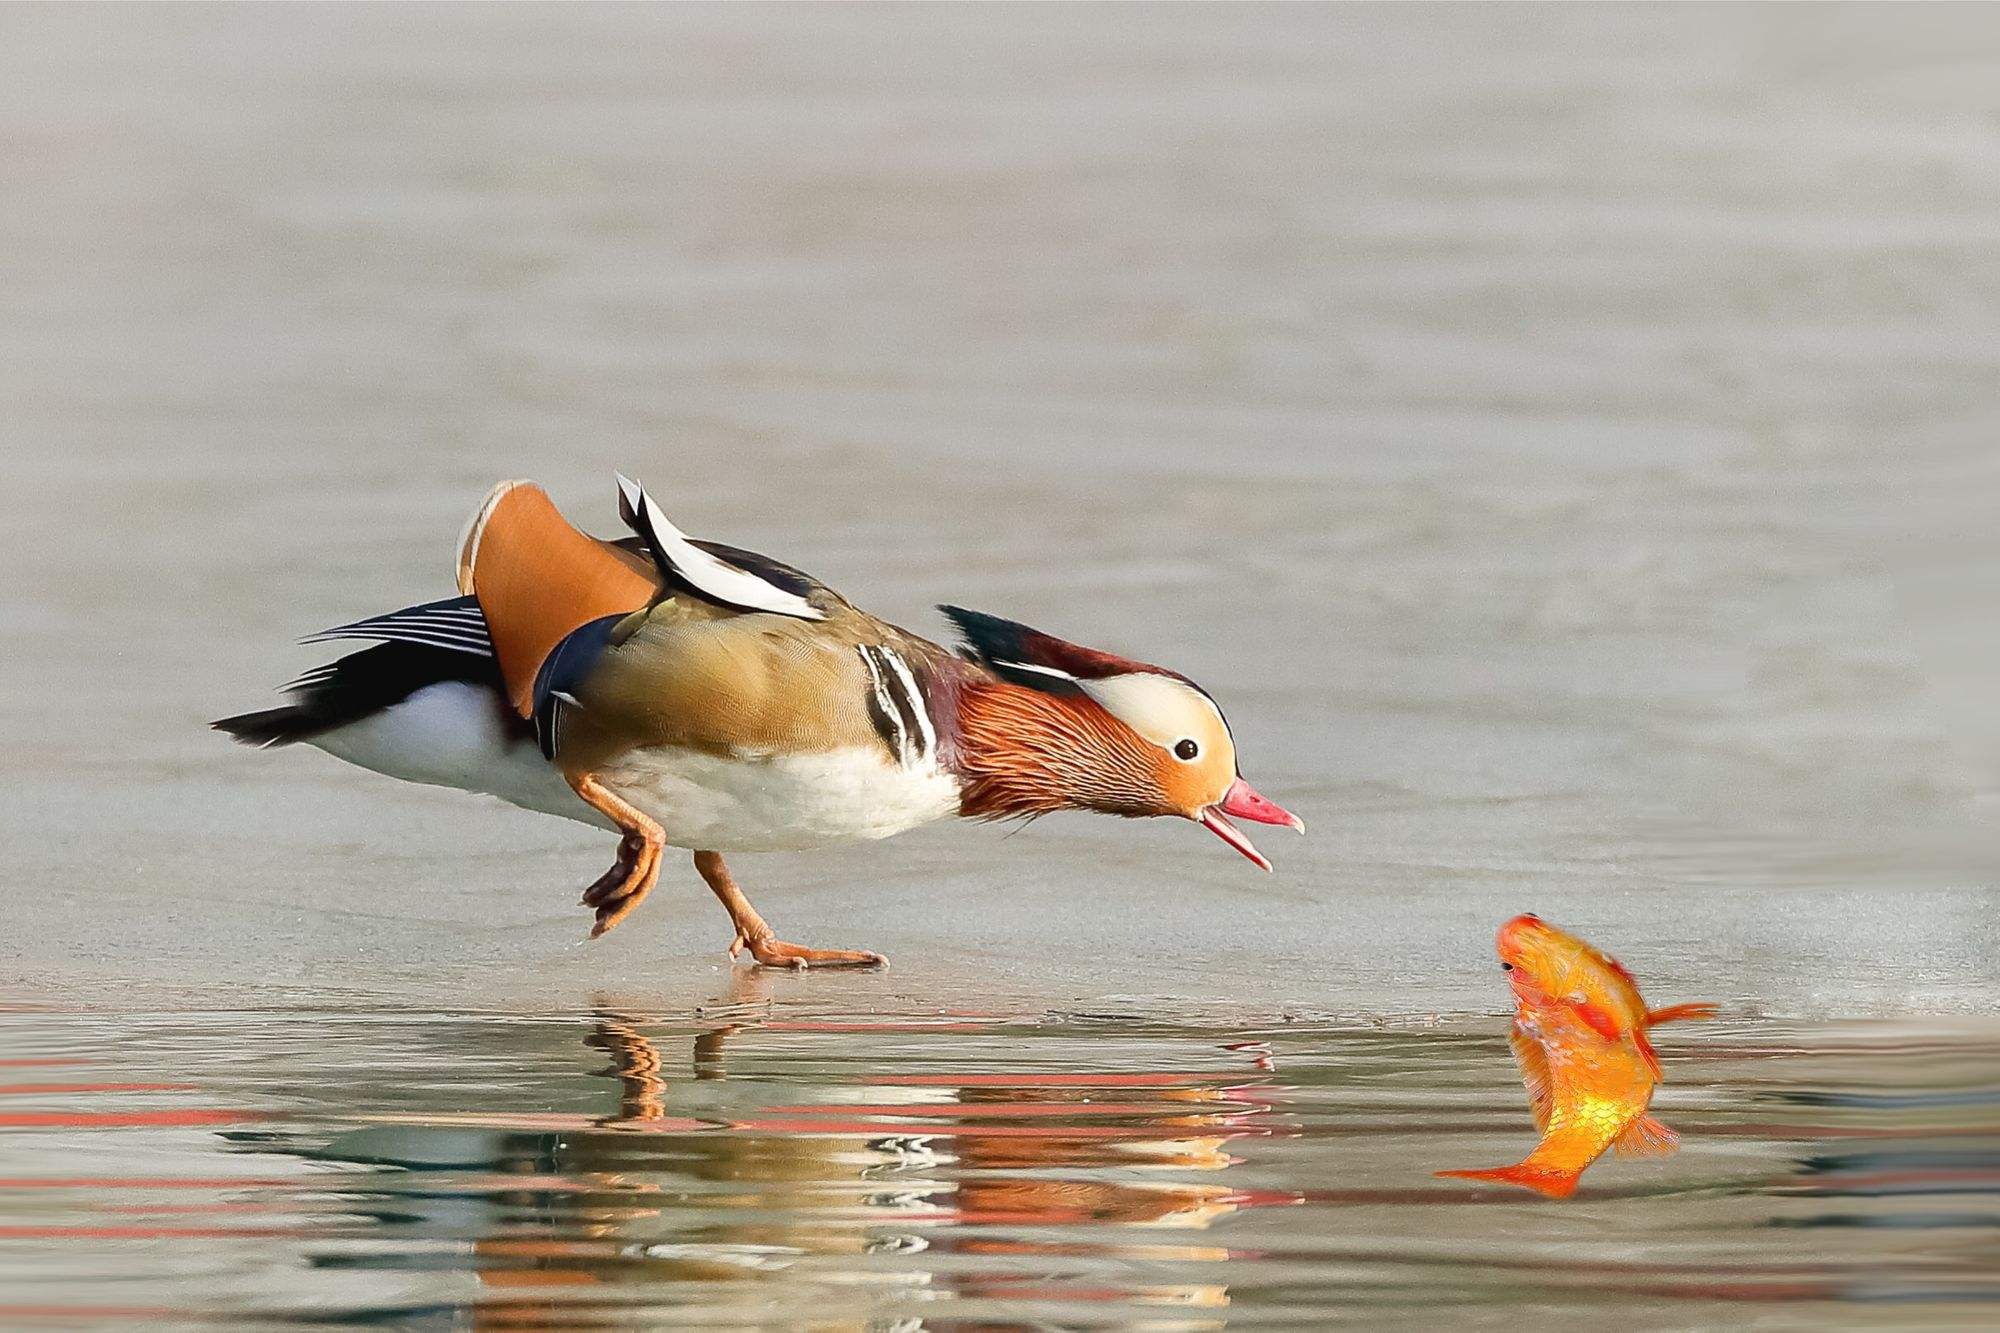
[1437, 913, 1716, 1198]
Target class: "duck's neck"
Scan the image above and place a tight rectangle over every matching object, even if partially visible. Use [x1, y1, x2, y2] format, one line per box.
[948, 678, 1155, 820]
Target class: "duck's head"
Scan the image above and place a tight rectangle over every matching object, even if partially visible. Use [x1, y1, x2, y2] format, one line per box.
[942, 606, 1303, 871]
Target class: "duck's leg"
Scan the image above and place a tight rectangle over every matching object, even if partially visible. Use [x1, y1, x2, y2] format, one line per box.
[693, 850, 886, 969]
[569, 775, 665, 938]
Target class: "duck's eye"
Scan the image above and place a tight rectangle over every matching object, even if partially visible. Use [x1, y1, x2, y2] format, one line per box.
[1174, 738, 1200, 761]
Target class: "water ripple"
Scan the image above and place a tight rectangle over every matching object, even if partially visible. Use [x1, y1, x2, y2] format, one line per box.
[0, 1004, 1994, 1324]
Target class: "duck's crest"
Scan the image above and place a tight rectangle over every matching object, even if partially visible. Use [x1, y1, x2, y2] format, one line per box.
[938, 605, 1162, 694]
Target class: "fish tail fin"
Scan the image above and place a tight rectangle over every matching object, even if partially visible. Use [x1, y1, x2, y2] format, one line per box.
[1612, 1113, 1680, 1159]
[1434, 1164, 1579, 1199]
[1647, 1002, 1719, 1026]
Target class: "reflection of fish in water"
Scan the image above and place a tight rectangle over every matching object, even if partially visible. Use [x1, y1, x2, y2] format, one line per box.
[1439, 914, 1716, 1199]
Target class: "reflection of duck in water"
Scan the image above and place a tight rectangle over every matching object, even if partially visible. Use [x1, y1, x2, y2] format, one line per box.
[253, 988, 1293, 1321]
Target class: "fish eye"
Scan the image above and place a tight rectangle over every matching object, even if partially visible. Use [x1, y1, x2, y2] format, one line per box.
[1173, 738, 1200, 761]
[1500, 962, 1513, 971]
[1524, 913, 1540, 921]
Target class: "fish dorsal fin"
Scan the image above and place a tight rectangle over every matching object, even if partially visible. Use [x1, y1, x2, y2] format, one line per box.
[616, 475, 823, 621]
[457, 480, 659, 716]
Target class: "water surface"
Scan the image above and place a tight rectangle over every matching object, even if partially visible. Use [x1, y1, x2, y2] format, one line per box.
[2, 999, 1995, 1326]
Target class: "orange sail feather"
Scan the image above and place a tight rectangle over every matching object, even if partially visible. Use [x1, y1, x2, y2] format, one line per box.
[456, 481, 658, 716]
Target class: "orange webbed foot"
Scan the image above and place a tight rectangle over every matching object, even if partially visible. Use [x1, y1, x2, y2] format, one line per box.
[729, 932, 886, 970]
[582, 835, 661, 939]
[568, 776, 665, 940]
[581, 832, 650, 907]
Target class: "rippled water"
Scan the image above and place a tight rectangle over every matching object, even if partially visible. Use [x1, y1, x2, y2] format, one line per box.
[2, 1000, 1995, 1326]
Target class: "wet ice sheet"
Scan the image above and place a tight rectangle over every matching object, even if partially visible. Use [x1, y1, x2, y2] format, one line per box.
[0, 5, 1995, 1016]
[0, 1001, 1995, 1327]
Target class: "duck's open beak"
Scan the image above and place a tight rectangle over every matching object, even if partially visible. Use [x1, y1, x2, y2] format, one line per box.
[1196, 777, 1304, 872]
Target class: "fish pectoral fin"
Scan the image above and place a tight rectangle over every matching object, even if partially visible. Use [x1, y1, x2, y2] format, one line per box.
[1633, 1027, 1666, 1082]
[1434, 1164, 1579, 1199]
[1509, 1026, 1556, 1131]
[1564, 997, 1623, 1042]
[1647, 1002, 1719, 1026]
[1612, 1113, 1679, 1159]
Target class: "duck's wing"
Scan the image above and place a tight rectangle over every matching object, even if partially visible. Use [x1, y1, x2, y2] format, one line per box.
[461, 478, 851, 723]
[551, 608, 952, 775]
[213, 640, 506, 748]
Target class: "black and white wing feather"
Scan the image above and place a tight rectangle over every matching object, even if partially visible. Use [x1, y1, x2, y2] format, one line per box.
[300, 596, 494, 658]
[616, 475, 824, 621]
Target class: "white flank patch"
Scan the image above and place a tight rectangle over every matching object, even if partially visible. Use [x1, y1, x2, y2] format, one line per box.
[310, 681, 612, 830]
[598, 745, 960, 853]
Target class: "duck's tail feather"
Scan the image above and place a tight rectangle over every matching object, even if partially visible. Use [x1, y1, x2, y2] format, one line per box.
[212, 641, 505, 748]
[299, 595, 492, 657]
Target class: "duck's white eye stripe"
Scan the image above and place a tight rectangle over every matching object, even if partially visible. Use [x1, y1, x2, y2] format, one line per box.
[878, 648, 935, 761]
[993, 659, 1076, 681]
[1079, 672, 1227, 750]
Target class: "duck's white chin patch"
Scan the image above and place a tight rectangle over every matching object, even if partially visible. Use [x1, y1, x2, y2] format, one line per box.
[1197, 807, 1271, 872]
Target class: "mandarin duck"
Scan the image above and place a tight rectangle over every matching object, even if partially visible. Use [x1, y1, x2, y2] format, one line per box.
[216, 478, 1302, 967]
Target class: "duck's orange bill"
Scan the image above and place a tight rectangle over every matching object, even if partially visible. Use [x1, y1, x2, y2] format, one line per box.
[1196, 778, 1304, 872]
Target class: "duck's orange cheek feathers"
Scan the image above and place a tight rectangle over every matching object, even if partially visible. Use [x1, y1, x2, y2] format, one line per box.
[1153, 751, 1235, 817]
